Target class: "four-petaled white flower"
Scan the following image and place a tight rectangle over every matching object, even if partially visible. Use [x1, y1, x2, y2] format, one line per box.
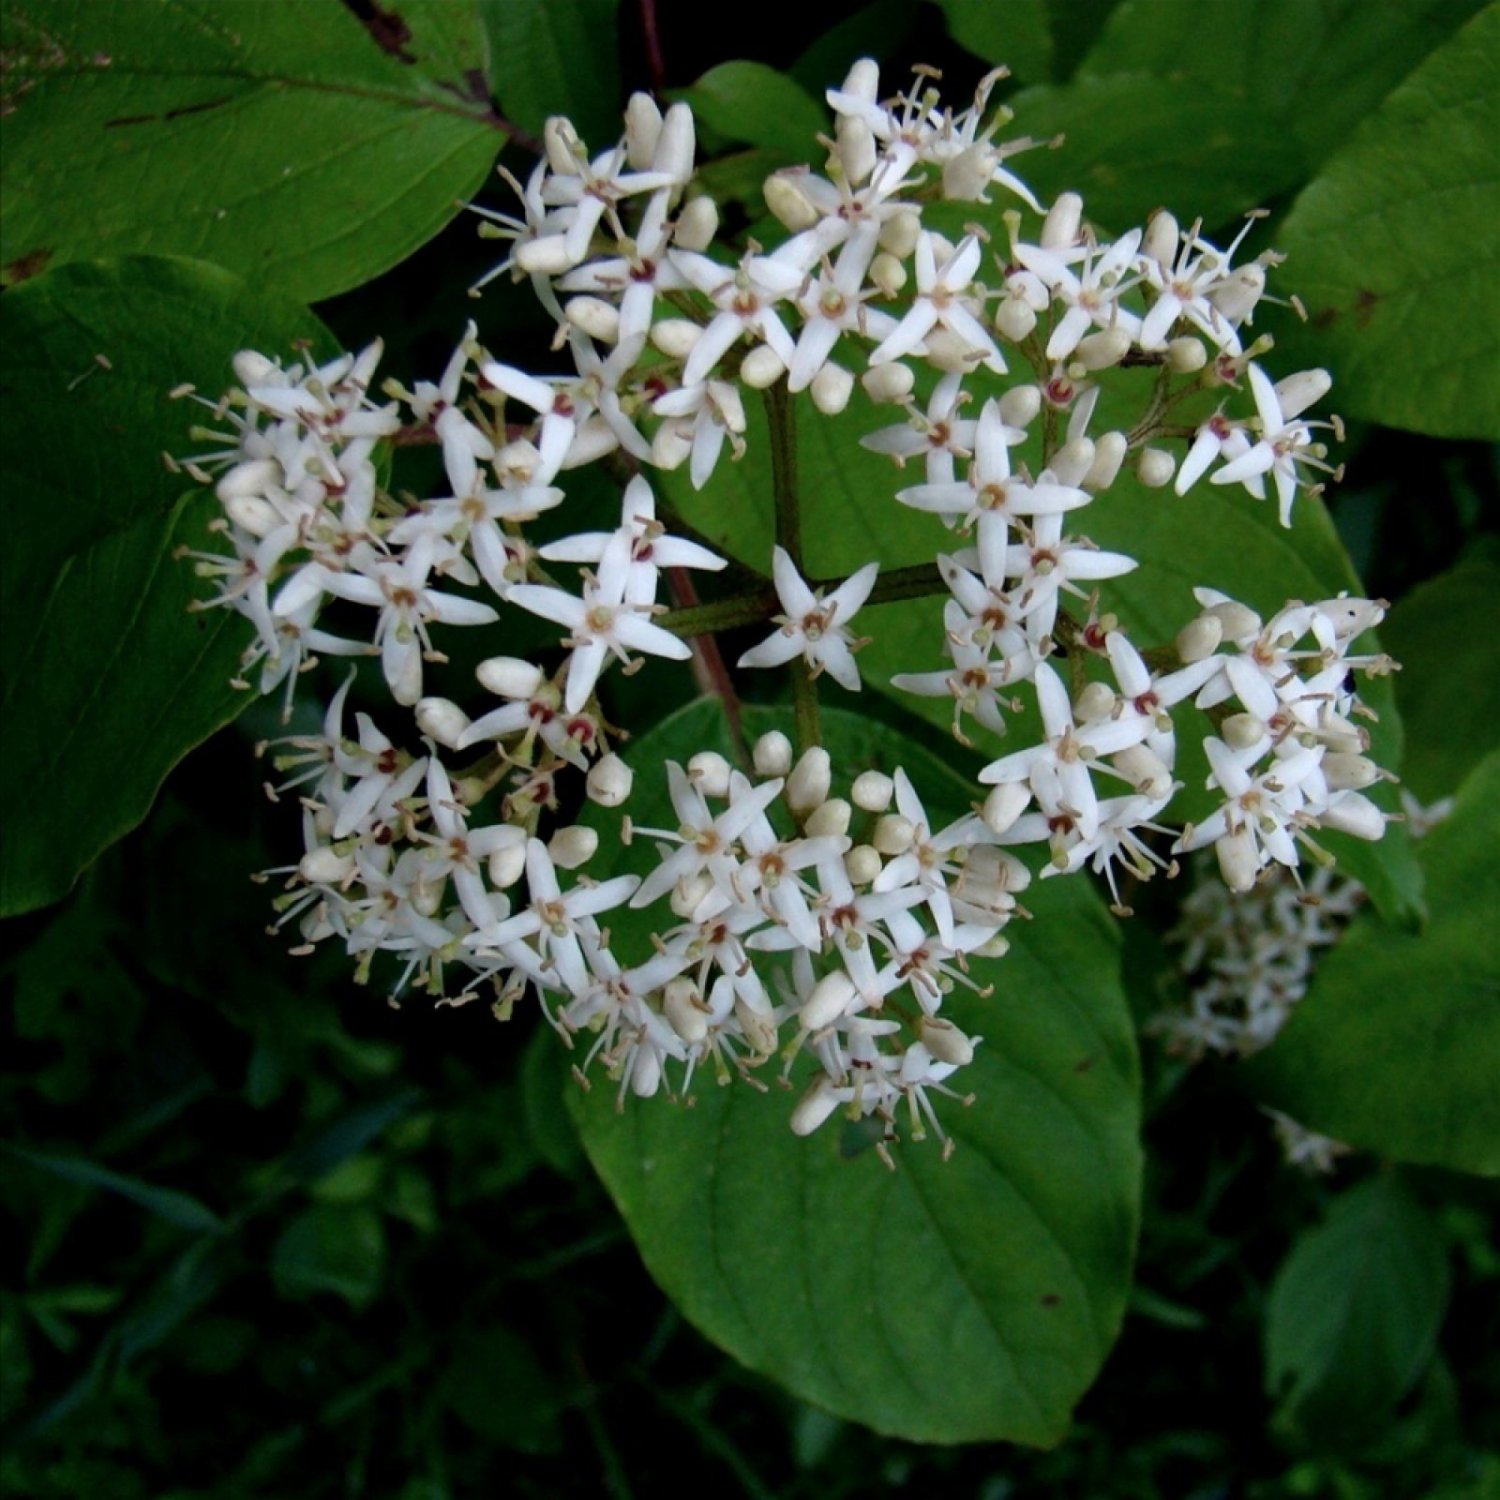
[738, 547, 879, 691]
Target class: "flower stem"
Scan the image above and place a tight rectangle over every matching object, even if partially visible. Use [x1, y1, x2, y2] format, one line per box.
[764, 384, 820, 753]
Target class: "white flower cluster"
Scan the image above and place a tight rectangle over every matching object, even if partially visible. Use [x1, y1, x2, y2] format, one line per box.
[175, 60, 1398, 1149]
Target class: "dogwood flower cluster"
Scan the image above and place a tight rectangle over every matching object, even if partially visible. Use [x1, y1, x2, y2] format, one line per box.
[175, 59, 1398, 1149]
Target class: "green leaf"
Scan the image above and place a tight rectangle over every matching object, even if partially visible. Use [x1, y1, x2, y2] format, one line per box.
[1076, 0, 1485, 185]
[441, 1325, 563, 1453]
[1247, 753, 1500, 1175]
[1265, 1175, 1450, 1441]
[572, 698, 1141, 1445]
[4, 1146, 225, 1235]
[682, 62, 826, 159]
[271, 1203, 386, 1306]
[0, 0, 502, 301]
[0, 256, 332, 917]
[936, 0, 1054, 84]
[1264, 6, 1500, 439]
[1383, 545, 1500, 803]
[479, 0, 620, 146]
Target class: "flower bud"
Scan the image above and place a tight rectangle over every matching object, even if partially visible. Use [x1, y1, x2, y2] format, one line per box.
[1221, 712, 1265, 750]
[872, 813, 914, 855]
[415, 696, 470, 749]
[653, 102, 696, 184]
[1215, 827, 1260, 893]
[919, 1016, 975, 1066]
[1173, 615, 1221, 665]
[300, 846, 354, 885]
[1137, 447, 1176, 489]
[942, 143, 996, 202]
[664, 978, 709, 1044]
[753, 730, 793, 778]
[790, 1075, 841, 1137]
[564, 296, 620, 344]
[841, 56, 880, 102]
[999, 384, 1042, 429]
[688, 751, 732, 797]
[1042, 192, 1084, 251]
[650, 318, 701, 361]
[764, 172, 820, 231]
[674, 195, 718, 251]
[810, 361, 854, 415]
[851, 770, 894, 812]
[624, 91, 663, 168]
[586, 752, 634, 807]
[967, 844, 1031, 894]
[1113, 743, 1174, 800]
[1166, 336, 1207, 373]
[845, 844, 882, 885]
[836, 115, 876, 186]
[1320, 791, 1386, 840]
[223, 494, 280, 537]
[802, 970, 856, 1031]
[1204, 599, 1261, 641]
[1142, 209, 1179, 267]
[1084, 430, 1128, 491]
[515, 234, 577, 276]
[630, 1047, 662, 1099]
[670, 870, 714, 919]
[549, 824, 598, 869]
[543, 116, 581, 174]
[216, 457, 279, 503]
[981, 781, 1029, 836]
[1050, 436, 1095, 487]
[735, 999, 779, 1057]
[1274, 368, 1332, 421]
[739, 343, 786, 388]
[488, 837, 528, 890]
[924, 326, 976, 372]
[862, 362, 915, 404]
[1073, 680, 1116, 722]
[787, 747, 831, 815]
[1321, 753, 1378, 792]
[806, 797, 851, 838]
[477, 655, 544, 700]
[651, 420, 694, 470]
[877, 209, 922, 259]
[1209, 263, 1266, 325]
[234, 350, 282, 389]
[869, 251, 907, 299]
[1076, 329, 1131, 371]
[994, 296, 1037, 343]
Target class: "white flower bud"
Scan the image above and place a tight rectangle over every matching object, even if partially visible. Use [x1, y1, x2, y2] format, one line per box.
[966, 844, 1031, 894]
[836, 115, 876, 186]
[1113, 743, 1173, 800]
[1205, 599, 1261, 641]
[651, 420, 694, 470]
[999, 384, 1042, 429]
[630, 1047, 662, 1099]
[1084, 430, 1128, 491]
[1042, 192, 1084, 252]
[222, 494, 280, 537]
[1137, 447, 1176, 489]
[415, 697, 470, 749]
[1166, 336, 1207, 373]
[515, 234, 578, 276]
[982, 781, 1030, 836]
[653, 102, 696, 184]
[586, 752, 634, 807]
[714, 381, 747, 433]
[1073, 680, 1117, 722]
[1076, 329, 1131, 371]
[873, 813, 914, 855]
[1274, 368, 1332, 421]
[650, 318, 702, 360]
[1142, 209, 1179, 267]
[674, 195, 718, 251]
[919, 1016, 975, 1066]
[844, 844, 882, 885]
[1320, 791, 1386, 840]
[1050, 436, 1095, 487]
[861, 362, 915, 404]
[1175, 613, 1222, 662]
[877, 209, 921, 259]
[810, 361, 854, 415]
[841, 56, 880, 102]
[802, 970, 856, 1031]
[389, 647, 423, 707]
[851, 770, 894, 812]
[486, 832, 527, 890]
[670, 870, 714, 919]
[549, 824, 598, 869]
[735, 998, 779, 1057]
[764, 172, 820, 231]
[790, 1075, 841, 1137]
[1216, 827, 1260, 893]
[753, 730, 793, 778]
[942, 143, 996, 202]
[664, 978, 709, 1045]
[477, 656, 544, 700]
[232, 350, 278, 387]
[994, 296, 1037, 342]
[1321, 753, 1378, 792]
[1209, 263, 1266, 325]
[300, 846, 354, 885]
[1221, 712, 1265, 750]
[624, 91, 663, 168]
[740, 343, 786, 389]
[806, 797, 851, 838]
[787, 747, 831, 815]
[411, 879, 444, 917]
[869, 251, 907, 299]
[543, 116, 581, 174]
[688, 751, 732, 797]
[565, 296, 620, 344]
[924, 326, 976, 372]
[216, 458, 279, 503]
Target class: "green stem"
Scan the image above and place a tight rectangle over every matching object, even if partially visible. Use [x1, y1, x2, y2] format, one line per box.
[764, 384, 802, 569]
[791, 660, 821, 758]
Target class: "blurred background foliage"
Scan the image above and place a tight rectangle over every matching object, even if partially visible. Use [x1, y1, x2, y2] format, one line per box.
[2, 0, 1498, 1495]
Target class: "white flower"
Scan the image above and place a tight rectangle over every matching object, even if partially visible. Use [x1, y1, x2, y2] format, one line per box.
[868, 232, 1006, 372]
[737, 547, 879, 691]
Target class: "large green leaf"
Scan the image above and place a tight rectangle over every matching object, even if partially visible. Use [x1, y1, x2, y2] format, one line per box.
[937, 0, 1054, 84]
[478, 0, 620, 146]
[571, 698, 1141, 1444]
[1264, 6, 1500, 439]
[1247, 753, 1500, 1176]
[1265, 1175, 1450, 1442]
[0, 255, 332, 916]
[681, 62, 826, 159]
[0, 0, 502, 301]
